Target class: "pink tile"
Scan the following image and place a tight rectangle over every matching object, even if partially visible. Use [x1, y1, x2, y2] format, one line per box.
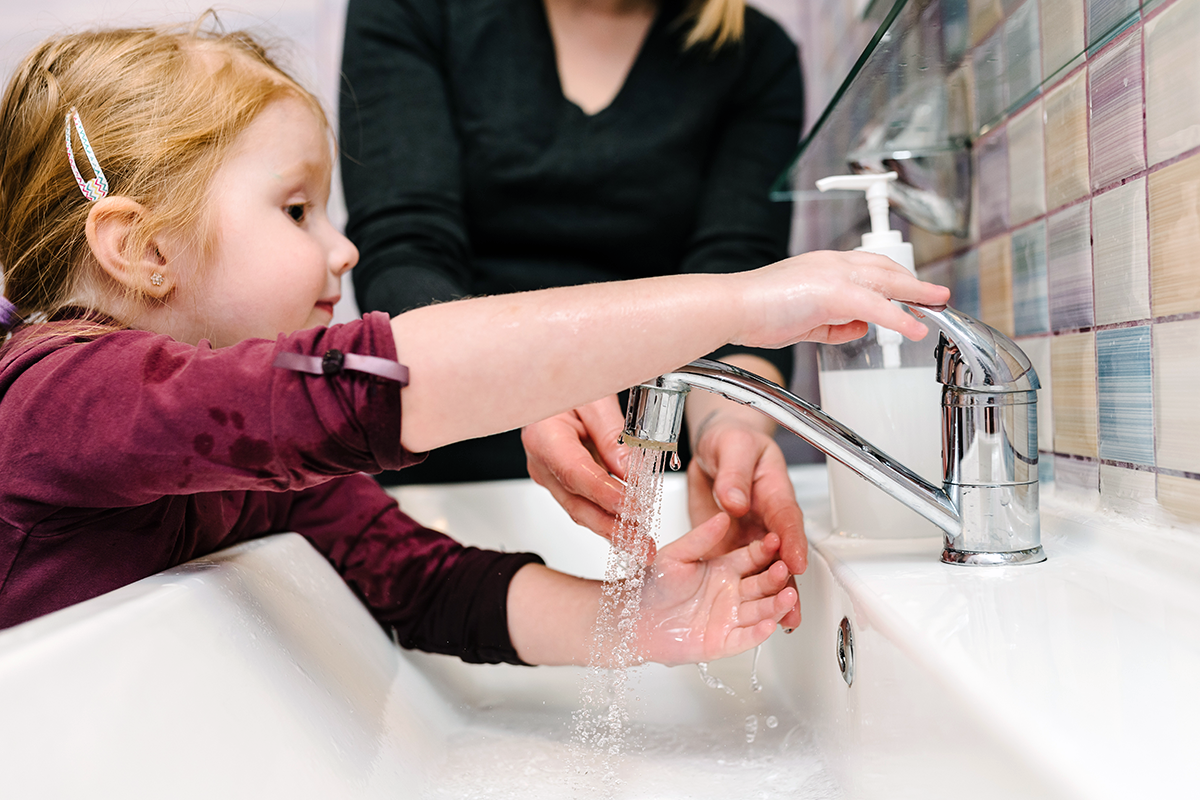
[1088, 33, 1145, 189]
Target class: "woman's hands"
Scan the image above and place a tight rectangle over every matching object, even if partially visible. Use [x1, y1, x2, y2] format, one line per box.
[635, 513, 797, 666]
[522, 396, 629, 538]
[522, 363, 806, 630]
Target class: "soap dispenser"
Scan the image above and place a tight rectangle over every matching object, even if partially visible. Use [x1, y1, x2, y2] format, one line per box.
[815, 172, 942, 538]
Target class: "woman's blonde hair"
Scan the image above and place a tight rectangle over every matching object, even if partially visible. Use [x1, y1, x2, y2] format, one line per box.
[681, 0, 746, 51]
[0, 19, 326, 327]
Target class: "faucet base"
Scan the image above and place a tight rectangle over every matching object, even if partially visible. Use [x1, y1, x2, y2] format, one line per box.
[941, 546, 1046, 567]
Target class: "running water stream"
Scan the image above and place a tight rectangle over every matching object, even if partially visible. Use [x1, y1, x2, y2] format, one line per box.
[573, 445, 669, 786]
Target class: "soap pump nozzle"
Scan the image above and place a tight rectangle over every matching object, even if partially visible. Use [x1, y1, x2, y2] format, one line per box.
[816, 171, 915, 368]
[816, 171, 900, 249]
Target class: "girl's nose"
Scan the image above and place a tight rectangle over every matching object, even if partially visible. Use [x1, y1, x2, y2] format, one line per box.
[331, 231, 358, 277]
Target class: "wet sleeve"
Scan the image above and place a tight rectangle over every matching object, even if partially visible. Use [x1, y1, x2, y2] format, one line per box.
[340, 0, 472, 315]
[1, 313, 419, 510]
[289, 473, 544, 665]
[681, 19, 804, 383]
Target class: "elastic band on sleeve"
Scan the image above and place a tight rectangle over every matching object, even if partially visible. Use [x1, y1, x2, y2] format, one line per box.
[274, 349, 409, 385]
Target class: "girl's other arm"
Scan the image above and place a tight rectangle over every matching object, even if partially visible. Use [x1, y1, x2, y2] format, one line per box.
[390, 251, 950, 453]
[506, 514, 796, 666]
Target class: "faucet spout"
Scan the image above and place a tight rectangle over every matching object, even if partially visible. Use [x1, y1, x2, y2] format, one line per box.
[622, 306, 1045, 567]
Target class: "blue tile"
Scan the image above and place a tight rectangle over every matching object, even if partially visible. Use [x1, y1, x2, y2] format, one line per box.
[1087, 0, 1140, 52]
[1097, 326, 1155, 465]
[953, 249, 981, 318]
[1005, 0, 1043, 108]
[974, 28, 1008, 131]
[977, 130, 1011, 238]
[1012, 221, 1050, 335]
[943, 0, 971, 65]
[1038, 456, 1055, 485]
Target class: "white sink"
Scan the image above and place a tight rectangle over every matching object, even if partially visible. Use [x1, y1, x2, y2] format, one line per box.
[0, 465, 1196, 798]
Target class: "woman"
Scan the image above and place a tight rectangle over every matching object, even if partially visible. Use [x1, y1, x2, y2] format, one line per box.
[339, 0, 809, 615]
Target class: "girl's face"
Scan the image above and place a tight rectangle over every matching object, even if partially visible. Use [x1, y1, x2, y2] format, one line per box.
[168, 97, 357, 348]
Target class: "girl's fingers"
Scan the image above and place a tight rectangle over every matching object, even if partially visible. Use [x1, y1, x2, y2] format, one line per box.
[725, 618, 778, 654]
[660, 512, 730, 563]
[738, 559, 790, 601]
[736, 586, 798, 629]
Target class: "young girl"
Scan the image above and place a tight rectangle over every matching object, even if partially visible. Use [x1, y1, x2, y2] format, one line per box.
[0, 24, 949, 667]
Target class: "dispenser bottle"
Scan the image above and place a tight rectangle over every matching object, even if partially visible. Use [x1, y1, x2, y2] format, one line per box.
[815, 172, 942, 538]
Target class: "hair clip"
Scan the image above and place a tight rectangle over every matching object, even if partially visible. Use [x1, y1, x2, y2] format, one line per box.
[0, 297, 20, 331]
[64, 107, 109, 201]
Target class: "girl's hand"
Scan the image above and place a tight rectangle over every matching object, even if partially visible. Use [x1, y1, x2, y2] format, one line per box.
[637, 513, 797, 666]
[733, 251, 951, 350]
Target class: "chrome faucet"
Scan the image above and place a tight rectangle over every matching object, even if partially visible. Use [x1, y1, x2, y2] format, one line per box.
[621, 305, 1044, 566]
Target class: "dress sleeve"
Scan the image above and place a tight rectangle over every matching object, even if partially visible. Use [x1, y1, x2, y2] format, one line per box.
[682, 17, 805, 382]
[340, 0, 472, 315]
[2, 313, 417, 509]
[289, 473, 544, 665]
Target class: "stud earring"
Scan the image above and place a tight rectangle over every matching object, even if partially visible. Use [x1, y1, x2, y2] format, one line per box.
[150, 273, 164, 287]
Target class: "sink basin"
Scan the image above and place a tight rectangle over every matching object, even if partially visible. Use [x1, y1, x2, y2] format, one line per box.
[0, 465, 1196, 798]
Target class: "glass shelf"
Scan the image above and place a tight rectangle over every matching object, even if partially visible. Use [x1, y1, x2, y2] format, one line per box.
[772, 0, 1143, 248]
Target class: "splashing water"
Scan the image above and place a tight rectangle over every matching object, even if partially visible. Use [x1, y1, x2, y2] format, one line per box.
[750, 644, 764, 694]
[573, 446, 669, 785]
[696, 662, 737, 696]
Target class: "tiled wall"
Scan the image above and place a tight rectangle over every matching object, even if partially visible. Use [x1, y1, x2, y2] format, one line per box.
[792, 0, 1200, 525]
[920, 0, 1200, 523]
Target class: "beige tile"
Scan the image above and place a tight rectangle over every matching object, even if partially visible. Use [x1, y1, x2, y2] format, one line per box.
[1149, 153, 1200, 318]
[1041, 0, 1086, 82]
[1146, 0, 1200, 165]
[1008, 101, 1047, 225]
[1093, 179, 1150, 325]
[1159, 474, 1200, 525]
[1051, 331, 1098, 457]
[1100, 465, 1158, 516]
[1018, 335, 1055, 452]
[1044, 71, 1090, 211]
[970, 0, 1005, 46]
[1153, 318, 1200, 473]
[978, 235, 1015, 336]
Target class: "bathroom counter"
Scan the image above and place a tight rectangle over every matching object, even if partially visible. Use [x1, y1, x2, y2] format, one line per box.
[0, 465, 1195, 798]
[796, 467, 1200, 800]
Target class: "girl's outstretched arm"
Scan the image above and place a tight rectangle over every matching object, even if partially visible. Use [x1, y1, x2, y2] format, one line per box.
[506, 514, 796, 667]
[390, 251, 950, 453]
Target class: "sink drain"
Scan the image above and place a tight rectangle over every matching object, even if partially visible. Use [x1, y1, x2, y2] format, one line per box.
[836, 616, 855, 687]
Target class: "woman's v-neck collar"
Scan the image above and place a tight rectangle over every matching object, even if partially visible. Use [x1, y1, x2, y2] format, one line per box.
[533, 0, 674, 120]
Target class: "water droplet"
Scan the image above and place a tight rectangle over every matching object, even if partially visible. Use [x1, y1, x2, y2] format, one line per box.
[669, 451, 682, 471]
[750, 643, 763, 693]
[745, 714, 759, 743]
[765, 715, 778, 729]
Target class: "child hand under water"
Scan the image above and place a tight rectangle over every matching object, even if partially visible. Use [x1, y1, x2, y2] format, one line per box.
[0, 23, 949, 666]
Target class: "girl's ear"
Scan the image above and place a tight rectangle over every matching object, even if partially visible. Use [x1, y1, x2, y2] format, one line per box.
[85, 197, 174, 299]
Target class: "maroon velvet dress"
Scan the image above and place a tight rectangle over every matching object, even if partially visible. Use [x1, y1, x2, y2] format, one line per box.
[0, 311, 540, 663]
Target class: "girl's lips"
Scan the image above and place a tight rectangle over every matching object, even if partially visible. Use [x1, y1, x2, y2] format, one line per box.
[315, 300, 337, 318]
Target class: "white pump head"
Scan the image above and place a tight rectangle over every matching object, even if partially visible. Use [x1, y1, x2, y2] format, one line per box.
[816, 171, 897, 238]
[815, 170, 913, 274]
[817, 171, 915, 368]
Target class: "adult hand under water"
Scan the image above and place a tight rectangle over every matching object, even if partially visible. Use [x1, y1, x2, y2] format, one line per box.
[522, 392, 806, 631]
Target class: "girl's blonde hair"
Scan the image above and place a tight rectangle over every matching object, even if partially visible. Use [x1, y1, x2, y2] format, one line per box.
[0, 20, 325, 327]
[681, 0, 746, 51]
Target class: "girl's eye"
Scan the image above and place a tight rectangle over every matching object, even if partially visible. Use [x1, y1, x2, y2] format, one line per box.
[286, 203, 307, 223]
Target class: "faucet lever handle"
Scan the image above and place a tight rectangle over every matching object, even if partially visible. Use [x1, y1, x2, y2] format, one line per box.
[903, 304, 1039, 392]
